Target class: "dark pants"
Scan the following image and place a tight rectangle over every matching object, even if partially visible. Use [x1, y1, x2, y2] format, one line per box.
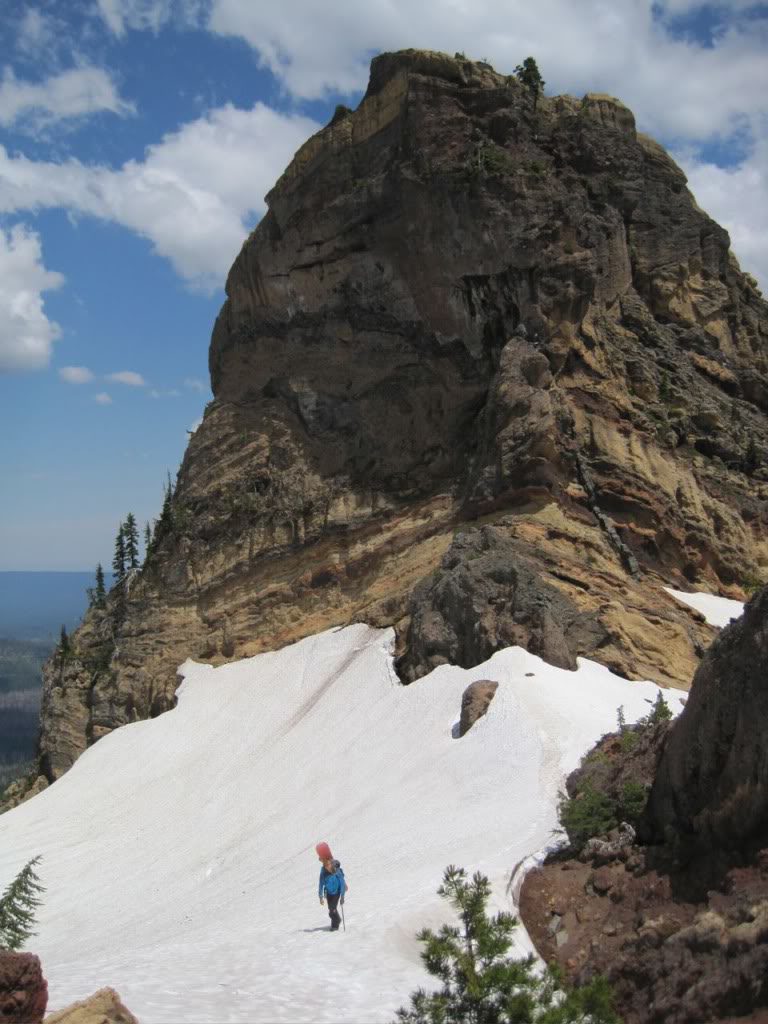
[327, 892, 341, 930]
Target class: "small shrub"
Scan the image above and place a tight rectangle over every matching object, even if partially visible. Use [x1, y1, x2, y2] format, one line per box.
[619, 781, 648, 824]
[395, 865, 619, 1023]
[0, 856, 45, 951]
[648, 690, 672, 724]
[616, 705, 627, 733]
[559, 785, 618, 850]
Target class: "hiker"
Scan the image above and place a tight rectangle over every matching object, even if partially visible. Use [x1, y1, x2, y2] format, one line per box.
[316, 841, 347, 931]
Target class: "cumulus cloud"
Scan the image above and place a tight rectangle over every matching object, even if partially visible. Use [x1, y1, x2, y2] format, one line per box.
[0, 224, 63, 373]
[0, 102, 319, 288]
[0, 66, 135, 130]
[60, 365, 94, 383]
[206, 0, 768, 140]
[94, 392, 113, 404]
[107, 370, 146, 386]
[184, 376, 206, 391]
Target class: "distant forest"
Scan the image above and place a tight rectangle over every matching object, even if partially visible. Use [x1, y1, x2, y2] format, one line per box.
[0, 637, 50, 795]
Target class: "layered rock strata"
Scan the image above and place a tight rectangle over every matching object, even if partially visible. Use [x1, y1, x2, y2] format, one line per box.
[15, 48, 768, 791]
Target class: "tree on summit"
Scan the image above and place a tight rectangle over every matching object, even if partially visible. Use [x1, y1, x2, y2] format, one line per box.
[123, 512, 140, 570]
[515, 56, 545, 111]
[112, 523, 126, 584]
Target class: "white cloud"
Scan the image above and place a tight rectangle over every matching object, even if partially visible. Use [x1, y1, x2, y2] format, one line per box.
[95, 392, 113, 404]
[188, 416, 202, 434]
[60, 365, 94, 383]
[107, 370, 146, 386]
[206, 0, 768, 139]
[680, 137, 768, 293]
[184, 376, 205, 391]
[0, 102, 319, 289]
[0, 224, 63, 373]
[150, 387, 181, 397]
[96, 0, 207, 36]
[0, 66, 135, 130]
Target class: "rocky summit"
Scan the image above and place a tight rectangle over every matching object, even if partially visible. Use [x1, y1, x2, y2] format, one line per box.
[11, 48, 768, 796]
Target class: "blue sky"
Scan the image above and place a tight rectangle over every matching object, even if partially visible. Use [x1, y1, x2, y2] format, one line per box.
[0, 0, 766, 570]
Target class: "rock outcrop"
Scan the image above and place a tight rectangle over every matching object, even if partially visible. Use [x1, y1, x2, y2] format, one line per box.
[0, 952, 47, 1023]
[458, 679, 498, 736]
[644, 584, 768, 857]
[14, 48, 768, 793]
[44, 987, 138, 1024]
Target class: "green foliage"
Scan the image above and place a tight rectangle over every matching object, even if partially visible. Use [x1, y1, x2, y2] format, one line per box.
[57, 625, 72, 666]
[123, 513, 140, 569]
[144, 522, 152, 561]
[88, 563, 107, 610]
[514, 57, 545, 110]
[558, 785, 618, 851]
[616, 705, 626, 733]
[466, 143, 513, 180]
[619, 781, 648, 822]
[648, 690, 672, 725]
[742, 572, 766, 596]
[0, 856, 45, 951]
[395, 865, 619, 1023]
[112, 524, 126, 584]
[618, 729, 638, 753]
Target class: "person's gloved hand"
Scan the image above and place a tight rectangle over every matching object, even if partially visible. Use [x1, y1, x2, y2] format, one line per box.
[340, 895, 345, 905]
[319, 897, 324, 905]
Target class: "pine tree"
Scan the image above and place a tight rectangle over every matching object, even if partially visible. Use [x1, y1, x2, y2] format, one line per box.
[155, 473, 174, 544]
[0, 856, 45, 951]
[112, 524, 126, 583]
[514, 56, 545, 111]
[124, 512, 140, 569]
[59, 625, 70, 657]
[144, 522, 152, 561]
[395, 866, 618, 1024]
[95, 563, 106, 607]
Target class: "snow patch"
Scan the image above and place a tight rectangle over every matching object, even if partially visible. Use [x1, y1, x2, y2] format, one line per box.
[664, 587, 744, 628]
[0, 623, 685, 1023]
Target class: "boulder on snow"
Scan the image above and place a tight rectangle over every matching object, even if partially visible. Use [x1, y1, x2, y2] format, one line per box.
[0, 952, 47, 1023]
[458, 680, 498, 736]
[44, 987, 138, 1024]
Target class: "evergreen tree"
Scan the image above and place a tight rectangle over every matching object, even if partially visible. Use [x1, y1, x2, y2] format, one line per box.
[144, 522, 152, 561]
[124, 512, 140, 569]
[112, 524, 126, 583]
[59, 625, 70, 656]
[95, 563, 106, 606]
[155, 473, 174, 544]
[395, 865, 618, 1024]
[514, 56, 545, 111]
[0, 856, 45, 951]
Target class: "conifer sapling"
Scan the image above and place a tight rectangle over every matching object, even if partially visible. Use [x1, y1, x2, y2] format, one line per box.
[124, 512, 140, 570]
[0, 856, 45, 951]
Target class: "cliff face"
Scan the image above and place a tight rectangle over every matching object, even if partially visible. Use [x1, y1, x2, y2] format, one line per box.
[18, 49, 768, 791]
[645, 584, 768, 855]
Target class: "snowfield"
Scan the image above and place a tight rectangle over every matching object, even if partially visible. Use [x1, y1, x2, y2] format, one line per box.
[0, 621, 694, 1022]
[664, 587, 744, 628]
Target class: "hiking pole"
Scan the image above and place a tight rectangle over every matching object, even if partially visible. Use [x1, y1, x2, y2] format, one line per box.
[341, 901, 346, 932]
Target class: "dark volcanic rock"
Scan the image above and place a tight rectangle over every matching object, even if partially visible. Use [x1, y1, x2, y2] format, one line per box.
[20, 47, 768, 793]
[0, 952, 47, 1023]
[644, 584, 768, 856]
[458, 679, 498, 736]
[398, 526, 606, 681]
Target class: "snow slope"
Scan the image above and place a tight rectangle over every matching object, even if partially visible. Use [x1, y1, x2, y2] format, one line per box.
[665, 587, 744, 628]
[0, 623, 688, 1023]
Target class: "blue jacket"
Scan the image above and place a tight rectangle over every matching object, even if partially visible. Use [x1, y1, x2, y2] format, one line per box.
[319, 860, 347, 898]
